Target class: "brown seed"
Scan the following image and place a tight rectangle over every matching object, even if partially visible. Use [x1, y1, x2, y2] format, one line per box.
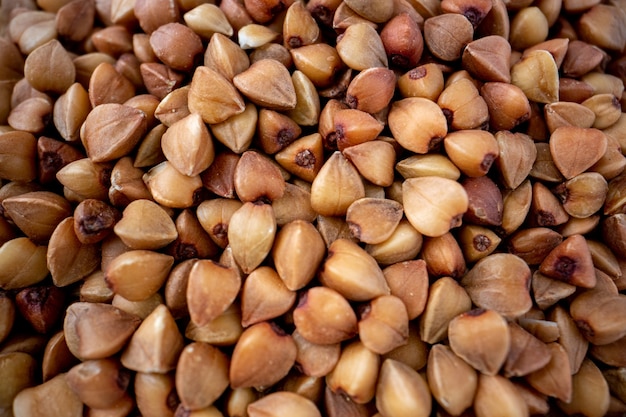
[248, 391, 321, 417]
[458, 224, 502, 263]
[396, 153, 461, 181]
[187, 260, 241, 327]
[73, 199, 120, 244]
[388, 97, 447, 154]
[381, 260, 429, 320]
[474, 374, 529, 417]
[184, 3, 234, 39]
[196, 198, 243, 249]
[448, 309, 511, 375]
[559, 77, 595, 103]
[511, 49, 559, 104]
[9, 11, 57, 56]
[290, 44, 343, 89]
[200, 152, 239, 199]
[557, 358, 610, 417]
[310, 151, 365, 216]
[41, 330, 79, 382]
[293, 286, 357, 345]
[176, 342, 229, 411]
[293, 329, 341, 378]
[548, 304, 589, 374]
[0, 292, 15, 345]
[272, 219, 325, 291]
[320, 238, 389, 301]
[227, 201, 276, 274]
[230, 321, 297, 389]
[553, 172, 608, 218]
[402, 176, 469, 237]
[462, 35, 511, 82]
[602, 213, 626, 258]
[336, 23, 388, 71]
[257, 109, 301, 154]
[358, 295, 409, 355]
[82, 103, 148, 163]
[275, 133, 324, 183]
[2, 191, 72, 244]
[345, 67, 395, 114]
[163, 259, 195, 319]
[529, 181, 570, 227]
[504, 322, 551, 377]
[559, 215, 601, 238]
[109, 156, 154, 206]
[421, 232, 466, 279]
[37, 136, 85, 184]
[105, 250, 174, 301]
[562, 40, 606, 79]
[518, 318, 561, 344]
[326, 340, 379, 404]
[587, 240, 622, 280]
[539, 234, 596, 288]
[141, 63, 186, 101]
[55, 0, 95, 42]
[375, 358, 432, 417]
[13, 373, 83, 417]
[345, 197, 403, 244]
[342, 140, 396, 187]
[134, 372, 179, 417]
[150, 23, 203, 71]
[233, 59, 297, 111]
[15, 284, 65, 335]
[380, 12, 423, 69]
[234, 150, 285, 202]
[424, 14, 474, 62]
[161, 113, 215, 177]
[282, 1, 319, 49]
[88, 62, 135, 107]
[55, 158, 111, 202]
[531, 270, 576, 311]
[461, 254, 532, 318]
[481, 82, 531, 131]
[578, 4, 626, 52]
[78, 271, 114, 304]
[544, 101, 596, 133]
[582, 93, 622, 129]
[210, 102, 258, 154]
[112, 292, 163, 320]
[420, 276, 472, 344]
[438, 78, 490, 131]
[0, 130, 37, 182]
[550, 127, 608, 180]
[241, 266, 296, 327]
[185, 302, 243, 347]
[204, 33, 250, 82]
[427, 344, 477, 417]
[382, 320, 428, 369]
[188, 66, 245, 125]
[570, 289, 626, 345]
[64, 302, 141, 361]
[66, 358, 130, 410]
[121, 304, 184, 373]
[397, 63, 444, 102]
[144, 161, 204, 208]
[166, 209, 219, 262]
[24, 39, 75, 94]
[462, 175, 504, 226]
[323, 384, 369, 417]
[508, 227, 563, 265]
[113, 199, 178, 250]
[0, 352, 36, 410]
